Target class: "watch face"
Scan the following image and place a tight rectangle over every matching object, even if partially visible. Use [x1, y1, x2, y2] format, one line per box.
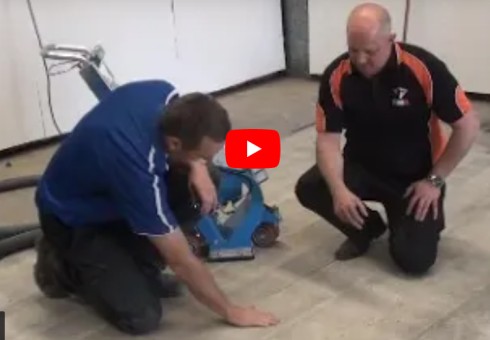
[429, 175, 443, 188]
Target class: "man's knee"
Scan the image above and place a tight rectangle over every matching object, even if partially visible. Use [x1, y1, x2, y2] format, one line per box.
[295, 167, 323, 209]
[389, 224, 439, 275]
[390, 248, 436, 275]
[114, 304, 162, 335]
[294, 174, 309, 208]
[33, 235, 71, 298]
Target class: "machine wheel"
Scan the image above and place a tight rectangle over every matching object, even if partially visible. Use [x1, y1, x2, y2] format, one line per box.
[252, 223, 279, 248]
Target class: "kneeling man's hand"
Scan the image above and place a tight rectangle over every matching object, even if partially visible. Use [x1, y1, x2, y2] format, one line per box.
[149, 230, 280, 329]
[225, 305, 280, 327]
[404, 180, 441, 221]
[188, 159, 218, 214]
[332, 187, 369, 229]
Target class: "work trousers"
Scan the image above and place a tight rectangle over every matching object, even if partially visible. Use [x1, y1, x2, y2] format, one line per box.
[38, 215, 168, 335]
[35, 163, 217, 335]
[295, 160, 445, 275]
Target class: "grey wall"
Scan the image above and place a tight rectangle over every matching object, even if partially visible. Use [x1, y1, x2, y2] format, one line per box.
[281, 0, 309, 76]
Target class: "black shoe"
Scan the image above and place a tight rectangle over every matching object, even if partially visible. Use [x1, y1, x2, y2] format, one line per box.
[142, 265, 183, 298]
[155, 272, 183, 298]
[334, 239, 370, 261]
[33, 236, 72, 298]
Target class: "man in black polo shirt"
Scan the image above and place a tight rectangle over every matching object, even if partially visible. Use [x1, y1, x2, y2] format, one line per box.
[295, 3, 480, 275]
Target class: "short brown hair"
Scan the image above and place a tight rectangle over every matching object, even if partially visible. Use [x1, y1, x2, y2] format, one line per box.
[159, 93, 231, 150]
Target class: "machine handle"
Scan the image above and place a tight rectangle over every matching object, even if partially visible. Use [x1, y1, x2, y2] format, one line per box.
[40, 51, 88, 64]
[41, 44, 92, 55]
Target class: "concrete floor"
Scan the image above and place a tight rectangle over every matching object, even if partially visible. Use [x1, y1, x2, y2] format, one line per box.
[2, 77, 490, 339]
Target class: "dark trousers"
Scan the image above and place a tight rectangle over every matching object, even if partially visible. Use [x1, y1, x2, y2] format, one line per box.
[39, 215, 167, 335]
[35, 163, 217, 334]
[295, 160, 445, 275]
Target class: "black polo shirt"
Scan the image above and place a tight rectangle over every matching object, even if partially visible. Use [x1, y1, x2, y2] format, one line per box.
[315, 42, 473, 184]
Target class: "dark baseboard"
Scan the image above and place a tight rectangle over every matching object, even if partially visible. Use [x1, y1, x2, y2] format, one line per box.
[0, 134, 67, 161]
[0, 71, 288, 160]
[309, 74, 321, 79]
[467, 92, 490, 102]
[4, 73, 484, 162]
[212, 70, 287, 97]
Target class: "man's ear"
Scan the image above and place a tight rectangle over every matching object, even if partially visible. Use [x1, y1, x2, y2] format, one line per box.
[390, 32, 397, 42]
[165, 136, 182, 152]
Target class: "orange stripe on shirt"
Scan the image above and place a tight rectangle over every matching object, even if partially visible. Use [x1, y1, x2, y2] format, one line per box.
[329, 59, 352, 110]
[430, 86, 472, 161]
[315, 103, 326, 132]
[399, 50, 433, 106]
[315, 58, 351, 133]
[430, 87, 472, 161]
[429, 114, 447, 162]
[455, 85, 472, 114]
[400, 49, 448, 161]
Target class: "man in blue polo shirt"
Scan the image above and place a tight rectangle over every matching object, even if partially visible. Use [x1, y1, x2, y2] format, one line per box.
[33, 80, 279, 334]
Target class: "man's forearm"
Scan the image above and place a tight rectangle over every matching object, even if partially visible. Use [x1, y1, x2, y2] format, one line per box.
[431, 116, 480, 179]
[316, 133, 346, 195]
[150, 231, 233, 319]
[172, 256, 232, 318]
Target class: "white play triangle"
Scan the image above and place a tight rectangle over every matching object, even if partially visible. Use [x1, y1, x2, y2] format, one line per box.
[247, 140, 261, 157]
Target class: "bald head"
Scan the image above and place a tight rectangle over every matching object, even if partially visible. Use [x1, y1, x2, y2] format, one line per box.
[347, 3, 392, 37]
[344, 2, 395, 78]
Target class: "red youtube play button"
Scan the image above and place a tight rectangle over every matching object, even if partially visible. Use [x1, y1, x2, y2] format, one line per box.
[225, 129, 281, 169]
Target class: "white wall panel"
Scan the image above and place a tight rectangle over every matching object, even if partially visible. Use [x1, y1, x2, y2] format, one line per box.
[406, 0, 490, 94]
[172, 0, 285, 93]
[0, 0, 286, 150]
[28, 0, 180, 137]
[308, 0, 407, 75]
[0, 1, 47, 150]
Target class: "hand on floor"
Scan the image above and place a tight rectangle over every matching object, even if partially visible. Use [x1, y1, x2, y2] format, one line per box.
[225, 305, 280, 327]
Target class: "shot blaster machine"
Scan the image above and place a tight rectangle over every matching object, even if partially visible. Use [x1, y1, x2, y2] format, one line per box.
[41, 44, 282, 261]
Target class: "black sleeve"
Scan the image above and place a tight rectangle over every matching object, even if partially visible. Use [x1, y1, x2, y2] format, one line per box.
[315, 58, 347, 133]
[429, 58, 473, 124]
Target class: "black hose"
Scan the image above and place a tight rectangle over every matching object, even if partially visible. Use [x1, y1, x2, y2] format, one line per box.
[0, 229, 41, 260]
[0, 223, 40, 240]
[0, 176, 42, 259]
[0, 175, 40, 193]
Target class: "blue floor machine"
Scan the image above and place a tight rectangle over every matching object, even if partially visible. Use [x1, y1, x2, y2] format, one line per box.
[41, 44, 282, 262]
[189, 154, 282, 261]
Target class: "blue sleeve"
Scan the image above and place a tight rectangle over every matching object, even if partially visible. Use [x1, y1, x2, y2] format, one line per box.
[103, 137, 179, 236]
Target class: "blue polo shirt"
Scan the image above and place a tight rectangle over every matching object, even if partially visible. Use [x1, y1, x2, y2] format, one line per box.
[35, 80, 180, 236]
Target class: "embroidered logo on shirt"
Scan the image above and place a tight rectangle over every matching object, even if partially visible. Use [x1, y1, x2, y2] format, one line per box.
[392, 87, 410, 107]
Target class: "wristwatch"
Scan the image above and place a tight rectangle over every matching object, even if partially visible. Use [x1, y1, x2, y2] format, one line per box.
[426, 174, 445, 189]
